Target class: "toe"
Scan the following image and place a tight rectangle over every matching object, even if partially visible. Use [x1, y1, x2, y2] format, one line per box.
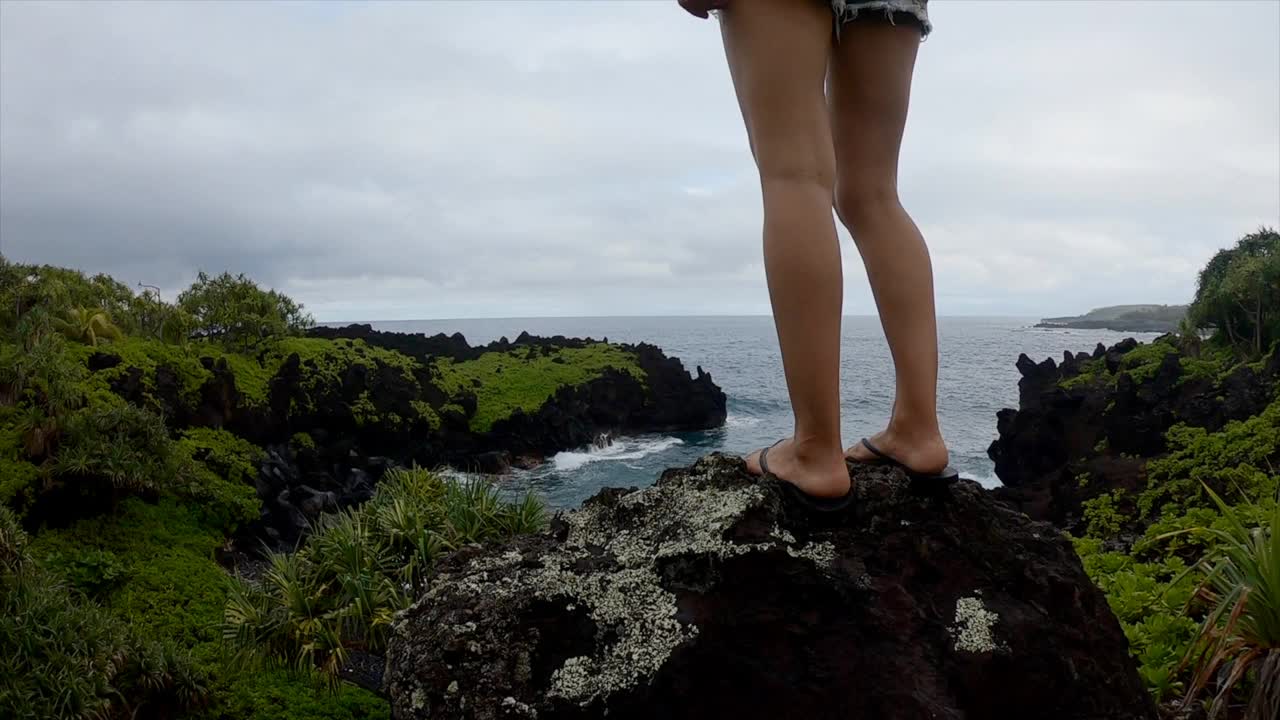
[745, 447, 765, 475]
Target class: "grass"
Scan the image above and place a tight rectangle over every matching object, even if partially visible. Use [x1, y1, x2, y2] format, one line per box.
[435, 343, 645, 432]
[25, 498, 390, 719]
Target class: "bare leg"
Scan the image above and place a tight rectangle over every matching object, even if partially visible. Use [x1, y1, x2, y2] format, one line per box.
[829, 17, 948, 473]
[723, 0, 849, 497]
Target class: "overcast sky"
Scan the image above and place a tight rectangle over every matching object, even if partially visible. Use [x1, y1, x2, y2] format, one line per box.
[1, 1, 1277, 321]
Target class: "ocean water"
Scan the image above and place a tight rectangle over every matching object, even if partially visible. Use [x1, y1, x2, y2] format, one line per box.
[364, 316, 1161, 508]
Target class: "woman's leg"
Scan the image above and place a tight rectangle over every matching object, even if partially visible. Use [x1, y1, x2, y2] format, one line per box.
[723, 0, 849, 497]
[829, 16, 949, 473]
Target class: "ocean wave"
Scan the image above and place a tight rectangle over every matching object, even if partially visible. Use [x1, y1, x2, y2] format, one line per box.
[724, 413, 762, 429]
[551, 435, 685, 472]
[964, 471, 1003, 489]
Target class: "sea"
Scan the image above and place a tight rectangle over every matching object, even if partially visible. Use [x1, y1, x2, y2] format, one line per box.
[360, 316, 1161, 509]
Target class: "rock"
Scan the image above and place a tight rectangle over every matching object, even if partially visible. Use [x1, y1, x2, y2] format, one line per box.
[385, 455, 1154, 720]
[989, 339, 1279, 530]
[86, 351, 121, 371]
[295, 485, 339, 518]
[471, 451, 512, 475]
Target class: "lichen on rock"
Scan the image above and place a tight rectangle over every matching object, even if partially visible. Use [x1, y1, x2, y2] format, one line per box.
[385, 453, 1157, 720]
[950, 596, 1002, 654]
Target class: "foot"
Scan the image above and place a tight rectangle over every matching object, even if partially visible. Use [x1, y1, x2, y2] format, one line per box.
[846, 425, 949, 475]
[746, 437, 850, 499]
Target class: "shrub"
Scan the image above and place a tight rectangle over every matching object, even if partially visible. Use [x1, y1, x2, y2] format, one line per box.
[26, 498, 388, 718]
[178, 271, 314, 349]
[48, 548, 128, 598]
[1164, 486, 1280, 720]
[1, 509, 209, 719]
[173, 429, 263, 532]
[1139, 399, 1280, 519]
[53, 306, 124, 347]
[51, 403, 190, 499]
[224, 468, 545, 682]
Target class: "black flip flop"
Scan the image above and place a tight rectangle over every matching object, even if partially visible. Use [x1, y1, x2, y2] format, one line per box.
[851, 438, 960, 485]
[757, 440, 855, 512]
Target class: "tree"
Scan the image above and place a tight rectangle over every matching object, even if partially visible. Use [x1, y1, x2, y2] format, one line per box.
[53, 307, 123, 347]
[1188, 228, 1280, 358]
[176, 271, 314, 349]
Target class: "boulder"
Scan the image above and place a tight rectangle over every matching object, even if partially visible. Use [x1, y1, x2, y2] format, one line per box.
[990, 339, 1279, 528]
[385, 455, 1154, 720]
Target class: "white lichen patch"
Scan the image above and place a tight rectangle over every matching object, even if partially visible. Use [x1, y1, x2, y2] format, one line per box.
[417, 458, 798, 707]
[501, 696, 538, 718]
[771, 525, 796, 544]
[950, 596, 1002, 654]
[411, 688, 428, 711]
[786, 541, 836, 567]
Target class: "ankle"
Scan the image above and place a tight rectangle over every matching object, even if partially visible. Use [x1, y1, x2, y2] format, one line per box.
[886, 415, 942, 442]
[789, 433, 845, 464]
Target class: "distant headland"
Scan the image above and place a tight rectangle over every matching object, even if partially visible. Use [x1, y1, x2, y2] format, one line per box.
[1035, 304, 1188, 333]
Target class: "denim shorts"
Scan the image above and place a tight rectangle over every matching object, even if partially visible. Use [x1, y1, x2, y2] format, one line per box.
[831, 0, 931, 38]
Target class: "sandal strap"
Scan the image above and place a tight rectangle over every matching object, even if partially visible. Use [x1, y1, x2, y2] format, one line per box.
[860, 437, 895, 462]
[758, 439, 785, 476]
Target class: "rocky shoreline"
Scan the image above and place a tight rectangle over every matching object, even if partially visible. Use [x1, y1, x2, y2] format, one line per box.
[380, 332, 1278, 719]
[71, 325, 726, 548]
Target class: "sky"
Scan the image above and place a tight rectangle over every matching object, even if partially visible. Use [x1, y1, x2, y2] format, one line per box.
[1, 0, 1277, 322]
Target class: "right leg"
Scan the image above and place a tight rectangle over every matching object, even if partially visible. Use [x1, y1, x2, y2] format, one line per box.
[722, 0, 849, 497]
[828, 15, 949, 473]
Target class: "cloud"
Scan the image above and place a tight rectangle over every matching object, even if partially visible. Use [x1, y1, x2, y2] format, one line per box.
[1, 0, 1276, 320]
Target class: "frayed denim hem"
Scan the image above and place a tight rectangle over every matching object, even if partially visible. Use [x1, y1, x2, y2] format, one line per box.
[831, 0, 931, 40]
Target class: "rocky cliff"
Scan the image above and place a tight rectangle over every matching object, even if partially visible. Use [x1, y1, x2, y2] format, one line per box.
[384, 455, 1155, 720]
[988, 336, 1280, 530]
[77, 329, 726, 547]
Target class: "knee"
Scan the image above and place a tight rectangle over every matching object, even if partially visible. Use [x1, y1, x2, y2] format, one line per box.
[754, 144, 837, 196]
[833, 178, 901, 234]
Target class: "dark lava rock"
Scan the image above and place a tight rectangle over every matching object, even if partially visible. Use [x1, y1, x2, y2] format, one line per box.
[384, 454, 1154, 720]
[989, 339, 1278, 529]
[469, 451, 512, 475]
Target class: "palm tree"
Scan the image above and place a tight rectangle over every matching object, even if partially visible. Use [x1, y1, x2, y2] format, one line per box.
[54, 307, 123, 346]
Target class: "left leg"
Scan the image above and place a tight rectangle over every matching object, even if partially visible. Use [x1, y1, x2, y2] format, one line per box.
[720, 0, 850, 498]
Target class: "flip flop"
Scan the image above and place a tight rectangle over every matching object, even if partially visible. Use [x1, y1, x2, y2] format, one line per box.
[756, 440, 855, 513]
[850, 438, 960, 485]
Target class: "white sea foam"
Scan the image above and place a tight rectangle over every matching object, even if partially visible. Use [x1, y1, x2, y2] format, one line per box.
[551, 435, 684, 472]
[724, 413, 762, 429]
[965, 471, 1003, 490]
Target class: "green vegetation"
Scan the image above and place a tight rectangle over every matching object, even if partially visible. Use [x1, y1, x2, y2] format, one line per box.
[178, 271, 314, 350]
[435, 343, 645, 432]
[0, 262, 390, 718]
[224, 467, 545, 682]
[1, 258, 633, 718]
[16, 498, 390, 719]
[53, 306, 124, 347]
[1064, 233, 1280, 709]
[1060, 337, 1179, 390]
[1170, 487, 1280, 720]
[1075, 387, 1279, 707]
[1188, 227, 1280, 359]
[1, 505, 210, 719]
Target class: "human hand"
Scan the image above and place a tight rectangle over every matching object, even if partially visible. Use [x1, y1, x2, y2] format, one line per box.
[678, 0, 730, 20]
